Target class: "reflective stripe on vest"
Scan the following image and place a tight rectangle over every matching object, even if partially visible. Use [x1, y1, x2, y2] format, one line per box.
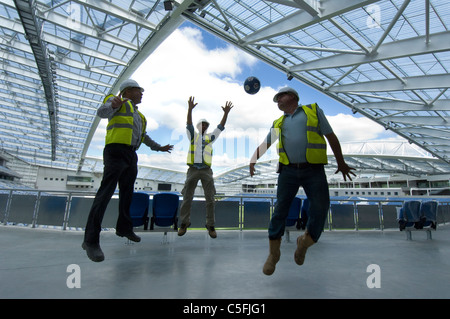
[187, 133, 213, 167]
[104, 95, 147, 148]
[303, 103, 327, 164]
[273, 103, 327, 165]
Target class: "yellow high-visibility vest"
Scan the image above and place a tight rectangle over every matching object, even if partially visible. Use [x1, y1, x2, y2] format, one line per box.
[273, 103, 327, 165]
[103, 94, 147, 149]
[187, 133, 213, 167]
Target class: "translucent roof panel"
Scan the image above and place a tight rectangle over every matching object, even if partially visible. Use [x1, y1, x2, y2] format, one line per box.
[0, 0, 181, 169]
[0, 0, 449, 175]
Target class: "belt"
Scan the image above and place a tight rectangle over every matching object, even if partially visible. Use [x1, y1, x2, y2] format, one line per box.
[286, 163, 324, 169]
[107, 143, 138, 151]
[287, 163, 311, 169]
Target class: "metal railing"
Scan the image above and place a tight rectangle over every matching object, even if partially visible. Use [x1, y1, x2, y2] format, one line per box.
[1, 188, 449, 231]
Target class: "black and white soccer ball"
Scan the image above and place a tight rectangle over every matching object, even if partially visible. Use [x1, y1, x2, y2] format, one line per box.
[244, 76, 261, 95]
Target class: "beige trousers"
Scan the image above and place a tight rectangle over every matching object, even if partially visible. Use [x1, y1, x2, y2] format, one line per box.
[179, 166, 216, 226]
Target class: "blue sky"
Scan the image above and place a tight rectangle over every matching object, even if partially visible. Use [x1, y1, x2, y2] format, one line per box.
[86, 21, 400, 173]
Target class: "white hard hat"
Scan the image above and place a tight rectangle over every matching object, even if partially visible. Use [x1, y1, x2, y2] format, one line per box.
[273, 86, 299, 102]
[119, 79, 144, 93]
[196, 119, 210, 127]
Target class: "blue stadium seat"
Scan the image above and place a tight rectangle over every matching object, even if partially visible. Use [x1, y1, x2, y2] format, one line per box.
[285, 197, 302, 242]
[129, 192, 150, 229]
[299, 197, 309, 230]
[243, 200, 270, 229]
[150, 192, 179, 231]
[398, 200, 437, 240]
[286, 197, 301, 227]
[398, 200, 421, 230]
[420, 200, 438, 229]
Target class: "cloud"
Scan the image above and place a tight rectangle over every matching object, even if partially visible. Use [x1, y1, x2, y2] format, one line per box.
[327, 113, 384, 142]
[132, 26, 279, 132]
[327, 113, 402, 143]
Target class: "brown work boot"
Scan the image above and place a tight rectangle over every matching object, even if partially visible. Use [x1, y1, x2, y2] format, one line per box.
[262, 238, 282, 276]
[294, 230, 315, 265]
[177, 222, 191, 236]
[206, 225, 217, 238]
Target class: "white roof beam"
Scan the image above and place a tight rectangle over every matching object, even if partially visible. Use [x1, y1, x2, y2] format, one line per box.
[55, 68, 112, 89]
[292, 0, 320, 17]
[0, 49, 39, 70]
[52, 55, 123, 78]
[398, 127, 450, 139]
[415, 137, 450, 147]
[290, 31, 450, 72]
[242, 0, 381, 44]
[38, 8, 137, 50]
[0, 15, 129, 65]
[330, 74, 450, 93]
[345, 92, 425, 105]
[0, 74, 42, 92]
[0, 18, 126, 75]
[253, 42, 365, 55]
[0, 36, 33, 54]
[45, 33, 128, 66]
[70, 0, 157, 31]
[0, 98, 45, 115]
[381, 116, 449, 126]
[210, 0, 241, 41]
[53, 80, 108, 99]
[329, 18, 370, 54]
[357, 100, 450, 112]
[370, 0, 411, 55]
[56, 88, 101, 105]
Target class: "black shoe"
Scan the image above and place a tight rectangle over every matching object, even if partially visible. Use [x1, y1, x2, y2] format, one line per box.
[82, 242, 104, 262]
[115, 230, 141, 242]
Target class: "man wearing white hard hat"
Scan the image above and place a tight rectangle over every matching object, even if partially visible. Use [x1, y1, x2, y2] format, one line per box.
[82, 79, 173, 262]
[250, 86, 355, 275]
[178, 96, 233, 238]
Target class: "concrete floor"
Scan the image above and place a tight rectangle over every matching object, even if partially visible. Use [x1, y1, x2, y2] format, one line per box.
[1, 224, 449, 299]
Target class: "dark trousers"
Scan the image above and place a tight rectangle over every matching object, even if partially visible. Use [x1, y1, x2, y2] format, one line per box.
[269, 164, 329, 242]
[84, 144, 138, 244]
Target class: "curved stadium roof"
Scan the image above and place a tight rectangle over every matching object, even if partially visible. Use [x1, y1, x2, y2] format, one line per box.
[0, 0, 449, 179]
